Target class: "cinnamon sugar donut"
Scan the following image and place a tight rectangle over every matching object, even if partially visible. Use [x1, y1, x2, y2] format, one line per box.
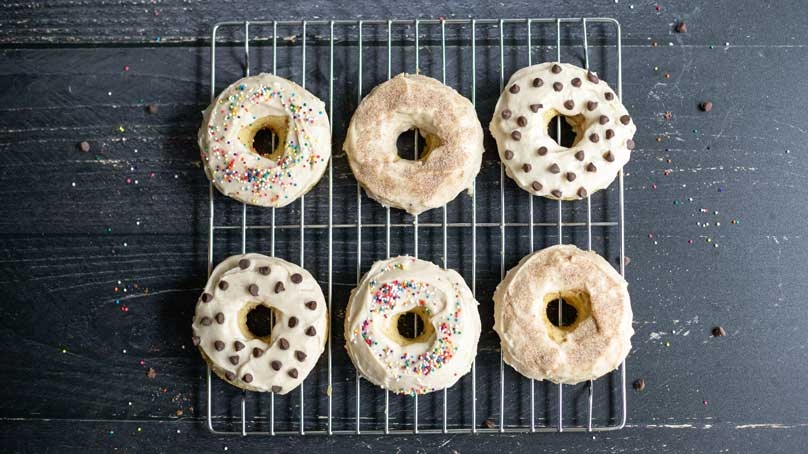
[343, 74, 484, 215]
[493, 245, 633, 384]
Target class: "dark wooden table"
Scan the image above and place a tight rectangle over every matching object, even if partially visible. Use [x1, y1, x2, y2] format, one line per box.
[2, 1, 807, 452]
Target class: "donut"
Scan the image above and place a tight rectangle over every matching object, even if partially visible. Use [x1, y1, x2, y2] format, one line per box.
[198, 73, 331, 207]
[489, 62, 636, 200]
[493, 245, 633, 384]
[343, 74, 484, 215]
[344, 256, 481, 395]
[192, 253, 328, 394]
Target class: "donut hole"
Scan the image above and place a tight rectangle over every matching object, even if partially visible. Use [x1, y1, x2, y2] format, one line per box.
[546, 299, 578, 328]
[542, 290, 592, 343]
[239, 115, 289, 161]
[239, 302, 278, 342]
[395, 128, 443, 162]
[392, 307, 435, 345]
[544, 111, 584, 148]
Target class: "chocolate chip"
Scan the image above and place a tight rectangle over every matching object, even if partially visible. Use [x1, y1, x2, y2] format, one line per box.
[252, 347, 264, 358]
[214, 340, 225, 351]
[258, 266, 271, 275]
[587, 71, 600, 84]
[633, 378, 646, 391]
[587, 100, 598, 111]
[147, 103, 159, 114]
[586, 163, 598, 172]
[271, 360, 282, 370]
[627, 139, 636, 150]
[577, 187, 588, 197]
[589, 133, 600, 143]
[201, 317, 212, 326]
[192, 336, 201, 346]
[599, 115, 609, 125]
[511, 130, 521, 141]
[274, 282, 285, 293]
[238, 258, 250, 269]
[242, 373, 253, 383]
[288, 316, 298, 328]
[305, 301, 317, 310]
[605, 92, 614, 101]
[271, 385, 282, 393]
[551, 189, 562, 198]
[279, 338, 290, 350]
[228, 355, 239, 365]
[290, 273, 303, 284]
[248, 284, 259, 296]
[676, 22, 687, 33]
[509, 84, 520, 94]
[287, 368, 299, 379]
[218, 280, 229, 291]
[504, 150, 514, 160]
[574, 150, 585, 161]
[551, 64, 562, 74]
[517, 116, 527, 127]
[501, 109, 512, 119]
[537, 146, 548, 156]
[700, 101, 713, 112]
[549, 163, 560, 174]
[605, 129, 615, 139]
[201, 292, 213, 303]
[604, 151, 615, 162]
[619, 115, 631, 125]
[529, 103, 542, 112]
[712, 326, 726, 337]
[563, 100, 574, 110]
[234, 341, 245, 351]
[225, 371, 236, 381]
[215, 312, 224, 324]
[79, 141, 91, 152]
[571, 77, 582, 87]
[553, 82, 563, 91]
[532, 77, 543, 87]
[531, 181, 543, 191]
[522, 163, 532, 173]
[305, 326, 317, 336]
[566, 172, 577, 182]
[295, 351, 307, 361]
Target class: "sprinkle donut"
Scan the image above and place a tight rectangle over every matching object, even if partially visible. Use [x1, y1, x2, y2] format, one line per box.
[489, 63, 636, 200]
[493, 245, 633, 384]
[198, 73, 331, 207]
[192, 253, 328, 394]
[344, 256, 481, 395]
[343, 74, 484, 215]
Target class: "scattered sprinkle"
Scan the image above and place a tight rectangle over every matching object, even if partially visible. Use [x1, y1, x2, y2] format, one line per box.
[124, 65, 130, 72]
[712, 326, 727, 337]
[633, 378, 646, 391]
[676, 22, 687, 33]
[147, 367, 157, 379]
[700, 101, 713, 112]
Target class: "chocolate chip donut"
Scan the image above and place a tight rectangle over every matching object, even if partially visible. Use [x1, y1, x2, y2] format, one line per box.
[343, 73, 484, 215]
[344, 256, 481, 395]
[493, 245, 633, 384]
[198, 73, 331, 207]
[192, 253, 328, 394]
[489, 63, 636, 200]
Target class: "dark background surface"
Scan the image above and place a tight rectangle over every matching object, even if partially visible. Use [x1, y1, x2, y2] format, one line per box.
[1, 1, 807, 453]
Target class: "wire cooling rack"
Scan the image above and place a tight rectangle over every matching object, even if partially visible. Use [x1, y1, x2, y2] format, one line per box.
[204, 17, 627, 435]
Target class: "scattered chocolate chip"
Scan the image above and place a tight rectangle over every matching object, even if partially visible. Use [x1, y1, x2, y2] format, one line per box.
[274, 282, 285, 293]
[577, 187, 588, 197]
[574, 150, 585, 161]
[279, 338, 290, 350]
[712, 326, 726, 337]
[287, 368, 299, 379]
[215, 312, 225, 324]
[228, 355, 240, 365]
[501, 109, 512, 119]
[295, 351, 307, 361]
[238, 258, 250, 269]
[242, 373, 253, 383]
[517, 116, 527, 127]
[504, 149, 514, 160]
[605, 129, 615, 139]
[586, 163, 598, 172]
[676, 22, 687, 33]
[605, 92, 614, 101]
[305, 326, 317, 336]
[700, 101, 713, 112]
[252, 348, 264, 358]
[529, 103, 542, 112]
[537, 146, 548, 156]
[551, 64, 562, 74]
[599, 115, 609, 125]
[563, 100, 574, 110]
[587, 100, 598, 111]
[271, 385, 282, 393]
[258, 266, 271, 275]
[522, 163, 532, 173]
[200, 317, 212, 326]
[551, 189, 563, 198]
[290, 273, 303, 284]
[619, 115, 631, 125]
[225, 371, 236, 381]
[589, 133, 600, 143]
[566, 172, 577, 182]
[192, 336, 201, 346]
[553, 82, 563, 91]
[147, 103, 159, 114]
[626, 139, 636, 150]
[248, 284, 259, 296]
[549, 163, 560, 174]
[604, 151, 615, 162]
[288, 316, 298, 328]
[509, 84, 520, 94]
[633, 378, 646, 391]
[511, 130, 521, 141]
[214, 340, 225, 351]
[218, 280, 229, 291]
[271, 360, 282, 370]
[571, 77, 582, 87]
[305, 301, 317, 310]
[532, 77, 543, 87]
[201, 292, 213, 303]
[531, 181, 543, 191]
[234, 341, 245, 351]
[79, 141, 91, 152]
[587, 71, 600, 84]
[483, 419, 496, 429]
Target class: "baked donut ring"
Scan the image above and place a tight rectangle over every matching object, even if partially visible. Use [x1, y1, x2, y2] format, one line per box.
[344, 256, 481, 395]
[192, 253, 328, 394]
[198, 73, 331, 207]
[489, 62, 636, 200]
[493, 245, 633, 384]
[344, 74, 484, 215]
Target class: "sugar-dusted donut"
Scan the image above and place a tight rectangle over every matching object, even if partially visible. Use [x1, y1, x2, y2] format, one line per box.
[192, 253, 328, 394]
[198, 73, 331, 207]
[489, 62, 636, 200]
[493, 245, 633, 384]
[343, 74, 484, 215]
[344, 256, 481, 395]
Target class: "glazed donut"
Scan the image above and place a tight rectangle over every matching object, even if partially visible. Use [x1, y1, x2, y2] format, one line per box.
[192, 253, 328, 394]
[493, 245, 633, 384]
[343, 73, 484, 215]
[198, 73, 331, 207]
[344, 256, 481, 395]
[489, 62, 636, 200]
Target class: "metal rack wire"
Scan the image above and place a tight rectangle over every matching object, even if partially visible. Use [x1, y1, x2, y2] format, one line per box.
[205, 17, 627, 435]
